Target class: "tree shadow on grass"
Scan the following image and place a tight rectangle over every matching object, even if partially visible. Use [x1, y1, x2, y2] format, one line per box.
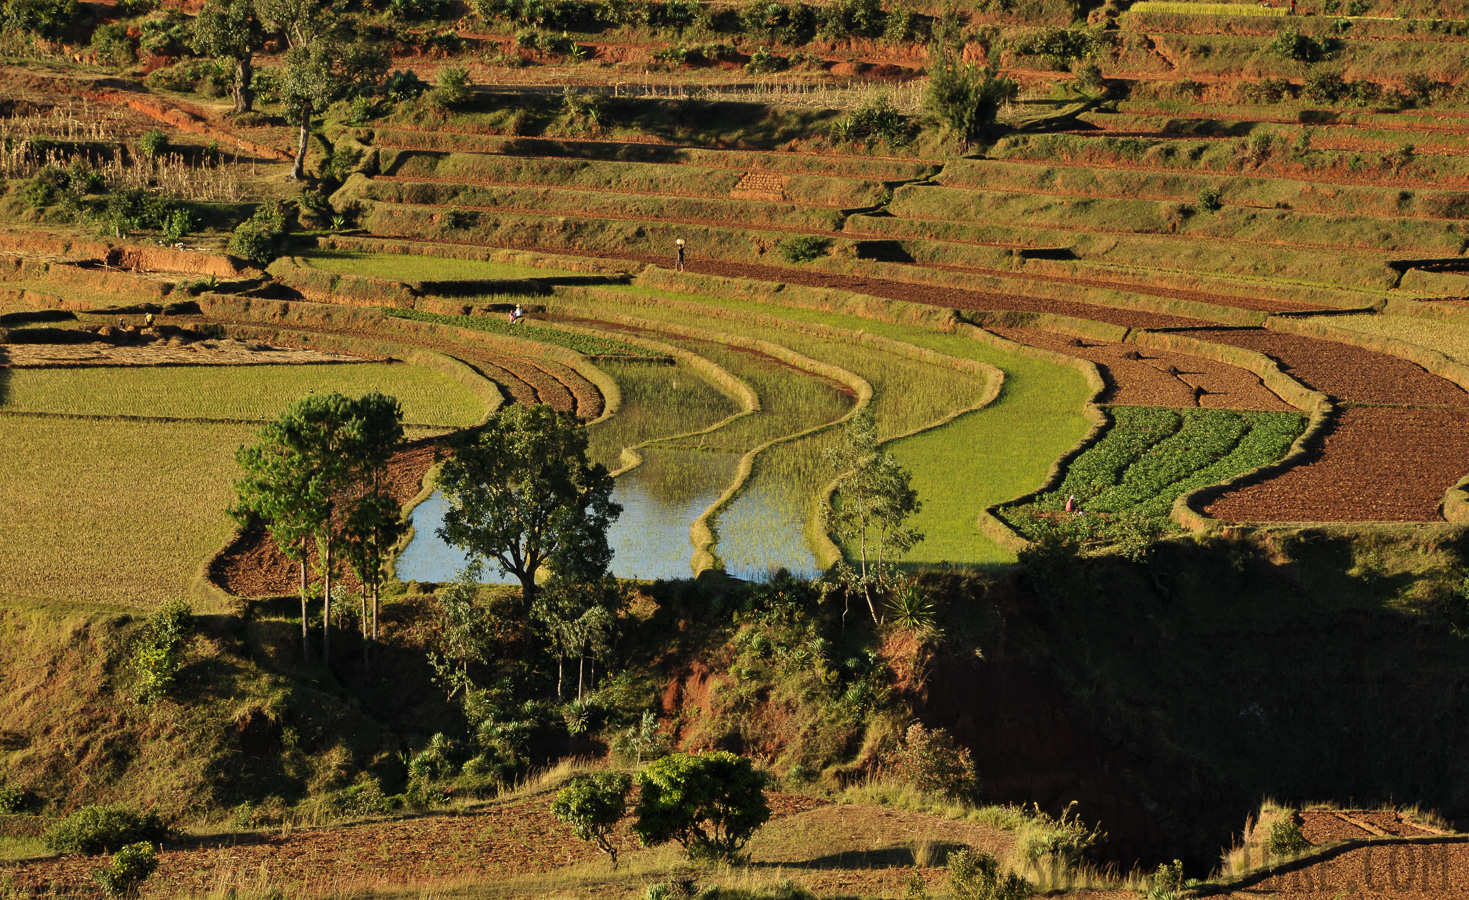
[750, 842, 967, 871]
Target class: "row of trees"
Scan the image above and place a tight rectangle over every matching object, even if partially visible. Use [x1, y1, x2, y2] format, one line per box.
[230, 391, 405, 665]
[192, 0, 389, 178]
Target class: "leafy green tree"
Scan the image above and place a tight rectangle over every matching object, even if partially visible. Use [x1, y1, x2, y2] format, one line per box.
[532, 576, 623, 699]
[551, 771, 632, 867]
[923, 9, 1017, 155]
[632, 751, 770, 861]
[823, 408, 923, 623]
[438, 403, 621, 614]
[1, 0, 78, 40]
[231, 391, 402, 663]
[258, 0, 386, 179]
[428, 564, 504, 699]
[340, 489, 405, 667]
[130, 600, 194, 704]
[189, 0, 264, 113]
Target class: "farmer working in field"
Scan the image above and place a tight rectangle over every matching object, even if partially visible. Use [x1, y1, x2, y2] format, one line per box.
[675, 238, 686, 272]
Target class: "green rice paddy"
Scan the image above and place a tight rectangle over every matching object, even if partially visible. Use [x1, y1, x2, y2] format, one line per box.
[296, 249, 574, 281]
[586, 359, 742, 471]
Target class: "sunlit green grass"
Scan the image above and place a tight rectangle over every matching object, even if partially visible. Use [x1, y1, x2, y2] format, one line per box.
[296, 249, 574, 281]
[2, 363, 488, 426]
[0, 418, 253, 608]
[587, 360, 741, 471]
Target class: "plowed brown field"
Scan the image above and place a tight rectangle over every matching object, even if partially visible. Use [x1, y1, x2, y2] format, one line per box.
[1183, 329, 1469, 406]
[1226, 840, 1469, 899]
[990, 326, 1294, 410]
[0, 792, 1030, 899]
[1206, 406, 1469, 522]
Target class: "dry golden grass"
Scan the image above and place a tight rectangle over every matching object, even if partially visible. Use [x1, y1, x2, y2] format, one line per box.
[0, 417, 253, 609]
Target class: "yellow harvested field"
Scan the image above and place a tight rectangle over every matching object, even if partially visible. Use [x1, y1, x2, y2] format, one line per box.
[1, 362, 488, 426]
[0, 417, 254, 608]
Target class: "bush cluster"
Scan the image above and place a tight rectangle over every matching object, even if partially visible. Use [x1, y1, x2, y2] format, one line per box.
[130, 599, 194, 704]
[44, 806, 169, 856]
[948, 847, 1032, 900]
[1009, 26, 1101, 70]
[776, 234, 830, 263]
[1266, 28, 1334, 63]
[1264, 818, 1310, 857]
[881, 722, 979, 800]
[228, 203, 289, 267]
[829, 97, 910, 146]
[0, 0, 77, 40]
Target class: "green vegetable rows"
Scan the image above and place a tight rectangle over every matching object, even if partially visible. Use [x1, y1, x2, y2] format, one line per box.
[1010, 406, 1305, 541]
[383, 308, 663, 358]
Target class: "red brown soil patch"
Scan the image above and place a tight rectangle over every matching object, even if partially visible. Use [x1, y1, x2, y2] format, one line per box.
[1206, 406, 1469, 522]
[1298, 810, 1374, 844]
[1186, 328, 1469, 406]
[989, 326, 1294, 410]
[209, 441, 441, 597]
[1228, 840, 1469, 898]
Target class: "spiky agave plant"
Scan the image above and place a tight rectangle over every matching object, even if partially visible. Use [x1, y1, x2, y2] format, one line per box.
[885, 580, 936, 633]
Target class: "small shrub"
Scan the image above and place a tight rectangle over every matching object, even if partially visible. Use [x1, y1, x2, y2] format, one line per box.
[1, 0, 79, 40]
[93, 842, 158, 899]
[1303, 71, 1349, 104]
[136, 129, 169, 159]
[227, 203, 288, 267]
[829, 96, 909, 146]
[1267, 28, 1333, 63]
[90, 23, 138, 69]
[18, 177, 56, 208]
[1145, 859, 1184, 900]
[1010, 26, 1101, 70]
[776, 235, 830, 264]
[611, 710, 671, 764]
[551, 771, 632, 866]
[1196, 186, 1223, 212]
[0, 784, 27, 813]
[744, 46, 788, 74]
[434, 64, 473, 108]
[633, 751, 770, 861]
[947, 848, 1031, 900]
[129, 599, 193, 704]
[1264, 819, 1309, 857]
[44, 806, 169, 856]
[161, 208, 192, 243]
[882, 723, 979, 800]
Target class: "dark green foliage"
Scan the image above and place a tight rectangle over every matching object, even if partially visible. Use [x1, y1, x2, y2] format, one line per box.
[1145, 860, 1184, 900]
[882, 722, 979, 799]
[93, 842, 158, 899]
[189, 0, 263, 111]
[1010, 26, 1101, 70]
[1244, 76, 1293, 103]
[138, 10, 191, 56]
[739, 0, 816, 45]
[947, 848, 1031, 900]
[1267, 27, 1333, 63]
[98, 188, 185, 239]
[0, 0, 78, 40]
[0, 783, 27, 813]
[43, 807, 169, 856]
[227, 203, 288, 266]
[136, 129, 168, 159]
[381, 0, 453, 22]
[130, 599, 194, 704]
[383, 68, 428, 101]
[817, 0, 884, 40]
[829, 96, 910, 146]
[145, 58, 234, 96]
[90, 23, 139, 69]
[632, 751, 770, 861]
[924, 13, 1017, 153]
[438, 404, 621, 610]
[1196, 185, 1223, 212]
[776, 234, 830, 263]
[1264, 819, 1309, 857]
[551, 771, 632, 865]
[744, 46, 788, 74]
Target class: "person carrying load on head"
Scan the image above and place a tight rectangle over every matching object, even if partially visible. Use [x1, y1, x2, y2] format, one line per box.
[675, 238, 686, 272]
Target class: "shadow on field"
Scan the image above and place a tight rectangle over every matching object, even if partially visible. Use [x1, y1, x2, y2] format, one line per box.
[753, 843, 967, 871]
[0, 347, 9, 408]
